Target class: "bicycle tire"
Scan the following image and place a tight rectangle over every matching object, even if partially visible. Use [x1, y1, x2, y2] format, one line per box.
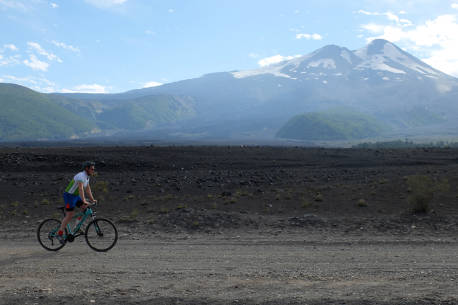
[85, 218, 118, 252]
[37, 218, 66, 251]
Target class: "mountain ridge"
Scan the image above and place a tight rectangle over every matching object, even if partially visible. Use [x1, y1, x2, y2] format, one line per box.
[1, 39, 458, 142]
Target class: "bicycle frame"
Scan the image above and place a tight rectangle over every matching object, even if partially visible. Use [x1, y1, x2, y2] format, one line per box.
[66, 206, 96, 237]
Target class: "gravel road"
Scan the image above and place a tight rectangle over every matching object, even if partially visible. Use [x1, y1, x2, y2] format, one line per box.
[1, 232, 457, 304]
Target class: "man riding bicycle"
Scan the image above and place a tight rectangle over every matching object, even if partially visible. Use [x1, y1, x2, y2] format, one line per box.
[57, 161, 97, 243]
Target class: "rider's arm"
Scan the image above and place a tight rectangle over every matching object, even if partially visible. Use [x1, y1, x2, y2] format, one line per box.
[85, 184, 95, 202]
[78, 182, 88, 204]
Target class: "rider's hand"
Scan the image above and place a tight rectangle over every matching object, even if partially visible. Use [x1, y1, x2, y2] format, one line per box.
[81, 201, 90, 210]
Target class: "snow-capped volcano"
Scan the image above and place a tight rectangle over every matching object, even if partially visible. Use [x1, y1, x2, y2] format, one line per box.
[107, 39, 458, 140]
[232, 39, 450, 82]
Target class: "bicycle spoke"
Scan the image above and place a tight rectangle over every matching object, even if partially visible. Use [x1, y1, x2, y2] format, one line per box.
[85, 218, 118, 252]
[37, 219, 66, 251]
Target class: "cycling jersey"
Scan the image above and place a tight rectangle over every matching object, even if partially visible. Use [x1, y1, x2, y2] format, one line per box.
[65, 171, 90, 196]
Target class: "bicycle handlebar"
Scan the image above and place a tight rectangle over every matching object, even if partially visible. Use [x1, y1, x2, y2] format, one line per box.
[85, 201, 98, 207]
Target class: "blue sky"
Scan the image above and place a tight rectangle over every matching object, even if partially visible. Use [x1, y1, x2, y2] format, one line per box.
[1, 0, 458, 93]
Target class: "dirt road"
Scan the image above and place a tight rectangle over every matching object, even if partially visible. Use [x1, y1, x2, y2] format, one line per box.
[1, 232, 457, 304]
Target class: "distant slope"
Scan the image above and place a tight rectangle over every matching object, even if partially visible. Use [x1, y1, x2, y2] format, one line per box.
[276, 110, 386, 140]
[96, 95, 196, 130]
[0, 83, 96, 141]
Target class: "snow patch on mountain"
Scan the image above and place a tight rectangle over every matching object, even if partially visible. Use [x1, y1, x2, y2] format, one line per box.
[307, 59, 336, 69]
[232, 66, 292, 79]
[355, 55, 406, 74]
[340, 50, 353, 64]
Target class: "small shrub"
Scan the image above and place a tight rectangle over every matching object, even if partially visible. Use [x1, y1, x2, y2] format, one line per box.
[406, 175, 449, 213]
[357, 199, 368, 207]
[11, 201, 19, 207]
[130, 208, 139, 219]
[23, 209, 29, 215]
[314, 193, 323, 202]
[93, 181, 109, 194]
[41, 198, 50, 205]
[301, 199, 311, 209]
[146, 216, 155, 225]
[164, 194, 175, 201]
[159, 207, 169, 214]
[379, 178, 389, 184]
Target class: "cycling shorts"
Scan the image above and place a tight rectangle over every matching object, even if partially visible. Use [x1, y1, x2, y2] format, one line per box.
[63, 192, 83, 211]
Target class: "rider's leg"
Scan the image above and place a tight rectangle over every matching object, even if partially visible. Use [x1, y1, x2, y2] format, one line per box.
[58, 210, 74, 235]
[59, 193, 82, 235]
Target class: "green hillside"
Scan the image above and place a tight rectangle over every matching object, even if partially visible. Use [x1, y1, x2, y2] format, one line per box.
[0, 83, 96, 141]
[96, 95, 196, 130]
[276, 110, 386, 140]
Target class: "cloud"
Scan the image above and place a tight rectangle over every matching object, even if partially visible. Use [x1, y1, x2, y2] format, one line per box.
[50, 2, 58, 8]
[3, 44, 18, 51]
[361, 23, 386, 33]
[296, 33, 322, 40]
[143, 81, 163, 88]
[296, 33, 323, 40]
[84, 0, 127, 8]
[0, 54, 21, 66]
[357, 10, 412, 27]
[61, 84, 108, 93]
[23, 54, 49, 71]
[258, 54, 301, 67]
[51, 40, 80, 53]
[0, 74, 56, 91]
[452, 3, 458, 9]
[27, 42, 62, 62]
[168, 8, 174, 13]
[0, 0, 28, 11]
[360, 13, 458, 76]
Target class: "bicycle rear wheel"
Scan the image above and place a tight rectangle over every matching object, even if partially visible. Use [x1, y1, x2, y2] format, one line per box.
[85, 218, 118, 252]
[37, 218, 66, 251]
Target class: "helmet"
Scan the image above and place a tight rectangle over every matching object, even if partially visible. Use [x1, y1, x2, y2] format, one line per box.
[82, 161, 95, 170]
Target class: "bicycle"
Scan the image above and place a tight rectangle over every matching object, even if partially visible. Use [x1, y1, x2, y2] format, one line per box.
[37, 202, 118, 252]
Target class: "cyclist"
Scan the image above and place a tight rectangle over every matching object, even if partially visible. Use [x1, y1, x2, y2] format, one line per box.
[57, 161, 97, 243]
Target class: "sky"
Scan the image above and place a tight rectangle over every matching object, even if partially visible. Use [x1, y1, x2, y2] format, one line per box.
[1, 0, 458, 93]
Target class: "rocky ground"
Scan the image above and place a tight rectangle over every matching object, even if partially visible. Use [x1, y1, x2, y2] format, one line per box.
[0, 145, 457, 304]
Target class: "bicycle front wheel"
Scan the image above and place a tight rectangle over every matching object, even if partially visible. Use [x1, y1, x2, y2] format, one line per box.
[85, 218, 118, 252]
[37, 218, 66, 251]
